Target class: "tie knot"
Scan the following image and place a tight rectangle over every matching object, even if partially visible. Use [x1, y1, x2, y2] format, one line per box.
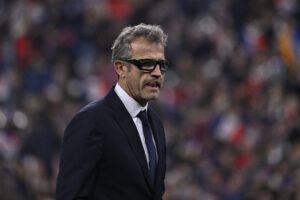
[137, 110, 149, 123]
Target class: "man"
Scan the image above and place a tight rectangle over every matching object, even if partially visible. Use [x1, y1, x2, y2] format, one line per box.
[56, 23, 168, 200]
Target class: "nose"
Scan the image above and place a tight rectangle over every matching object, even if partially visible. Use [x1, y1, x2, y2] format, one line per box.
[150, 64, 163, 77]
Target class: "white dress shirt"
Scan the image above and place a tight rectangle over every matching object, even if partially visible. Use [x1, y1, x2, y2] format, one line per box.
[114, 83, 157, 167]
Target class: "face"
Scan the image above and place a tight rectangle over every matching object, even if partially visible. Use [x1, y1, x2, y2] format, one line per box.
[115, 37, 166, 106]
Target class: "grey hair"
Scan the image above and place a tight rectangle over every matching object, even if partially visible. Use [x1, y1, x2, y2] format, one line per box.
[111, 23, 168, 61]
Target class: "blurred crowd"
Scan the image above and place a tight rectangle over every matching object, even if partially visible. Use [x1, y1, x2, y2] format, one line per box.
[1, 0, 300, 199]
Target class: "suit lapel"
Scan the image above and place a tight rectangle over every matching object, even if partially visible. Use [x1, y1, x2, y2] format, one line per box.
[105, 88, 153, 189]
[148, 108, 164, 191]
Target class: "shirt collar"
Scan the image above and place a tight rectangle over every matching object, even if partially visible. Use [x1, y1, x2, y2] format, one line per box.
[114, 83, 148, 118]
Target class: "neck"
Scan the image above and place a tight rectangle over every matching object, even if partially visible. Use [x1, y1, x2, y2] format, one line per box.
[116, 82, 148, 107]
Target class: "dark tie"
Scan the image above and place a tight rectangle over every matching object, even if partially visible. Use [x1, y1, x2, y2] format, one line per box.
[137, 110, 157, 187]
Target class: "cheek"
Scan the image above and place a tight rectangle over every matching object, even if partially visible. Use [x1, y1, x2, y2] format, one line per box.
[128, 74, 143, 92]
[161, 76, 165, 85]
[139, 76, 148, 89]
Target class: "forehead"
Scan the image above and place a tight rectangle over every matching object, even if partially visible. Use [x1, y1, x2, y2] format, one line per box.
[130, 37, 165, 59]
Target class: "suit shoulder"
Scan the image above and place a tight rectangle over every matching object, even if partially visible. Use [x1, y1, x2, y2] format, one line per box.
[78, 98, 112, 117]
[63, 99, 110, 141]
[67, 99, 110, 127]
[80, 98, 106, 112]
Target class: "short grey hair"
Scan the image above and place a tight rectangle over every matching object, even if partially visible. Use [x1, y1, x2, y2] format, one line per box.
[111, 23, 168, 61]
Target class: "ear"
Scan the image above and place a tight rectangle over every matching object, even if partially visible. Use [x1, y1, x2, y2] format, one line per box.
[114, 60, 127, 78]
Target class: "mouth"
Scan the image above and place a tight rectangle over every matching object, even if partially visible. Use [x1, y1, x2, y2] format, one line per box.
[145, 80, 161, 89]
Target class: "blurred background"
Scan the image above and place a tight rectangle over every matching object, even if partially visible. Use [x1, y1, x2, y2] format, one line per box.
[1, 0, 300, 199]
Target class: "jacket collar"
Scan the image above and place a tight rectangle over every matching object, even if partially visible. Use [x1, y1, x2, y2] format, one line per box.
[114, 83, 148, 118]
[105, 86, 156, 190]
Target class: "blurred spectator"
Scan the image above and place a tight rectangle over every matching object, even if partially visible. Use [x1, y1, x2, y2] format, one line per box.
[1, 0, 300, 199]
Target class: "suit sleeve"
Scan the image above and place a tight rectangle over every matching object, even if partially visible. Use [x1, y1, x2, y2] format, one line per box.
[56, 111, 103, 200]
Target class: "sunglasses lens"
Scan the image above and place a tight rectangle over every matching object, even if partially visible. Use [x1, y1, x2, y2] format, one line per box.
[123, 59, 168, 72]
[138, 60, 155, 71]
[160, 60, 168, 71]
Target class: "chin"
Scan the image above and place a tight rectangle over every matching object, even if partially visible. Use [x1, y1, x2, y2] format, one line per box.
[145, 93, 159, 101]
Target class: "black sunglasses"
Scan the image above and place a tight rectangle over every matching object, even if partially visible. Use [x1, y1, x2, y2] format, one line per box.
[121, 59, 169, 73]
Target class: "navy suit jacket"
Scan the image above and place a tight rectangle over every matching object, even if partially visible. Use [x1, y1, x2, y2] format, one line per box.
[56, 87, 166, 200]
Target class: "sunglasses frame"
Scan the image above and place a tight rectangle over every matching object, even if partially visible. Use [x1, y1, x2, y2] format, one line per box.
[121, 59, 169, 73]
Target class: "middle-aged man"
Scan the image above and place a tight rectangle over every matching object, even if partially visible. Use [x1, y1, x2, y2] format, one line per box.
[56, 23, 168, 200]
